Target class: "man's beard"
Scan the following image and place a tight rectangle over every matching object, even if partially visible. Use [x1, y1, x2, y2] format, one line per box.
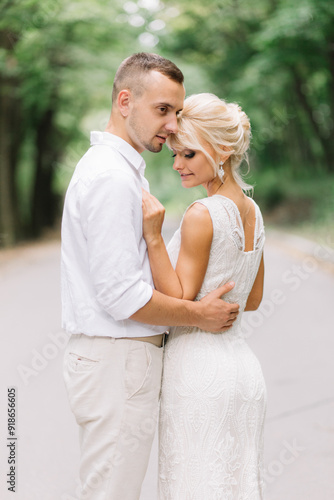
[129, 113, 163, 153]
[143, 141, 163, 153]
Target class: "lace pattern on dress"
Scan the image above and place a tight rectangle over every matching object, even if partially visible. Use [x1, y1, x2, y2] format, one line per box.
[160, 195, 266, 500]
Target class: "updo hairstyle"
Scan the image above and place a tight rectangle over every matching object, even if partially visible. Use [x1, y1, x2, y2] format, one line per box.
[167, 93, 252, 192]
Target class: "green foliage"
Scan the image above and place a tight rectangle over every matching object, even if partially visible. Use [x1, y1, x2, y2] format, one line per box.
[250, 167, 334, 228]
[1, 0, 333, 246]
[0, 0, 149, 243]
[157, 0, 334, 173]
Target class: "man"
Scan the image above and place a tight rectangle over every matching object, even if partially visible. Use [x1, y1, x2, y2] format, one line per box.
[62, 53, 239, 500]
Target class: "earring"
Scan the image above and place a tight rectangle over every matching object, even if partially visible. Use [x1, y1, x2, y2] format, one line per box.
[218, 160, 225, 182]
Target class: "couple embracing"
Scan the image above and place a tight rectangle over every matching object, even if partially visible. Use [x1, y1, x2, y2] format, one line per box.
[61, 52, 266, 500]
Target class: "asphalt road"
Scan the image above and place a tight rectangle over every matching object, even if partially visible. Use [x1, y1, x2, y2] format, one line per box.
[0, 228, 333, 500]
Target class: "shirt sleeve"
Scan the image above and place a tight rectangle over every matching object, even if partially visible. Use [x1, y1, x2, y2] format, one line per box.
[80, 169, 153, 321]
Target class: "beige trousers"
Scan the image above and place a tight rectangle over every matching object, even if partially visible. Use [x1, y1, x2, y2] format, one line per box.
[63, 334, 163, 500]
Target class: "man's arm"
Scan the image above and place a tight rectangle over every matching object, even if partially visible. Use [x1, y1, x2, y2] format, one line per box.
[82, 170, 238, 331]
[139, 191, 239, 331]
[131, 283, 239, 333]
[81, 169, 154, 321]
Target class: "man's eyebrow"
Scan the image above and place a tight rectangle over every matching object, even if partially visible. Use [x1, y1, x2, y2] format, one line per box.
[155, 102, 174, 108]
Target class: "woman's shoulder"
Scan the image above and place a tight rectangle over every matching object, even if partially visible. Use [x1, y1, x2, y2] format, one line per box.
[186, 195, 232, 213]
[191, 195, 239, 221]
[182, 199, 213, 227]
[181, 196, 231, 238]
[183, 196, 222, 223]
[248, 197, 264, 226]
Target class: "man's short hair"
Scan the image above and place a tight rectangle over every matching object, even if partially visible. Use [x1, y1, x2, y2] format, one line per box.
[112, 52, 184, 104]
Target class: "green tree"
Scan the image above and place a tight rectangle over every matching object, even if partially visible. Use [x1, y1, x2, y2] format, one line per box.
[0, 0, 147, 246]
[156, 0, 334, 172]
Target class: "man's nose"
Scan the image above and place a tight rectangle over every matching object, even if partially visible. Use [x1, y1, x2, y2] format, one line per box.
[166, 114, 178, 134]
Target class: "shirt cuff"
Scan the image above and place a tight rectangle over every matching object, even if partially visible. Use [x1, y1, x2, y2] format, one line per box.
[106, 281, 154, 322]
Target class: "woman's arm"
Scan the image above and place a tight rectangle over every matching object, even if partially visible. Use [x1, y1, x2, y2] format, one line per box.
[142, 190, 213, 300]
[244, 253, 264, 311]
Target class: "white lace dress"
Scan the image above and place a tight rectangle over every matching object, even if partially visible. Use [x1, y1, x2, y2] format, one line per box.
[158, 195, 267, 500]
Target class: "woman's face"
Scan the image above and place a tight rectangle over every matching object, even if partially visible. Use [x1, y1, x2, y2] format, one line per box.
[172, 144, 216, 188]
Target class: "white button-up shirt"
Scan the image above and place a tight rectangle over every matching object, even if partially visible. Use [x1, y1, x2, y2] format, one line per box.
[61, 131, 166, 338]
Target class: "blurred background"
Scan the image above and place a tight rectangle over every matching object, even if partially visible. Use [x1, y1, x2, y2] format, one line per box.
[0, 0, 333, 248]
[1, 2, 334, 499]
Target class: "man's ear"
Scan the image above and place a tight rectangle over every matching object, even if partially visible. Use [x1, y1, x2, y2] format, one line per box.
[117, 90, 132, 117]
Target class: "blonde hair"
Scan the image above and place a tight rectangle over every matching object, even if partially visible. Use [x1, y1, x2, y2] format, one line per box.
[167, 93, 252, 192]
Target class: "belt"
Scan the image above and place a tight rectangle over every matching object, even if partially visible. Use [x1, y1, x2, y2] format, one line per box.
[120, 333, 167, 347]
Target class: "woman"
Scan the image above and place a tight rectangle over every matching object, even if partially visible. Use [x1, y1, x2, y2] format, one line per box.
[142, 93, 266, 499]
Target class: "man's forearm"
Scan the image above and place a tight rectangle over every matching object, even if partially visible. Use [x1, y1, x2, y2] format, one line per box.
[130, 289, 198, 327]
[130, 282, 239, 334]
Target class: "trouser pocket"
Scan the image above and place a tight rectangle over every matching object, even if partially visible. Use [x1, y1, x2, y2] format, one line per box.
[125, 342, 152, 400]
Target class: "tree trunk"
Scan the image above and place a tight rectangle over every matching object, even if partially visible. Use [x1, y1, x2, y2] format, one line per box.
[0, 82, 16, 246]
[31, 106, 60, 237]
[326, 34, 334, 147]
[0, 30, 20, 247]
[291, 66, 334, 172]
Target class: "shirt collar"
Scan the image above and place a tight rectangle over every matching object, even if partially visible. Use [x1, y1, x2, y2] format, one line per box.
[90, 131, 146, 176]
